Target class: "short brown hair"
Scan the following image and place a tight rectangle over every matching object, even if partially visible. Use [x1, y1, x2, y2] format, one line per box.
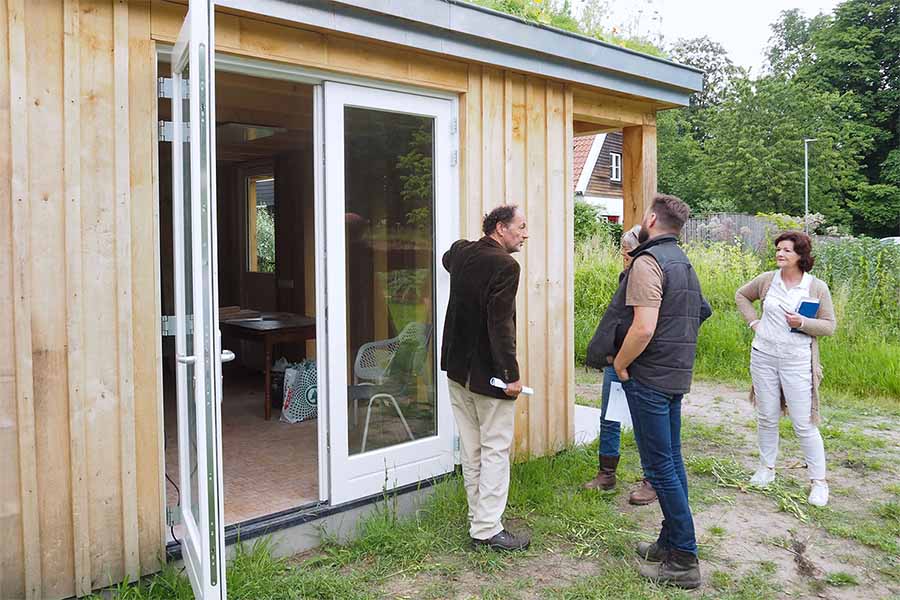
[482, 204, 519, 236]
[650, 194, 690, 232]
[774, 231, 815, 272]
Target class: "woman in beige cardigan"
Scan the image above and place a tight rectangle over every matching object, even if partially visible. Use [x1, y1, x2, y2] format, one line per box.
[735, 231, 836, 506]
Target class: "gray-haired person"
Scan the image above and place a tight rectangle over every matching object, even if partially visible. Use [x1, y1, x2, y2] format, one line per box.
[441, 205, 530, 551]
[583, 225, 657, 506]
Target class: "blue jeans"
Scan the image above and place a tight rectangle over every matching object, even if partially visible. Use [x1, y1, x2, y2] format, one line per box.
[623, 377, 697, 555]
[599, 367, 622, 456]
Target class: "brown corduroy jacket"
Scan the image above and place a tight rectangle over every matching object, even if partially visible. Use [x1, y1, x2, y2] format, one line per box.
[735, 271, 837, 424]
[441, 236, 520, 400]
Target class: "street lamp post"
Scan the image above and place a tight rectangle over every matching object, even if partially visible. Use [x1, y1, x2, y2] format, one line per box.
[804, 138, 818, 233]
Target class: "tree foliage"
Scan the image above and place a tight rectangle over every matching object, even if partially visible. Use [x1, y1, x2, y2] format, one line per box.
[659, 0, 899, 236]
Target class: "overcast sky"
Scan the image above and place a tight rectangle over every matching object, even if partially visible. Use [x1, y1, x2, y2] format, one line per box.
[597, 0, 842, 73]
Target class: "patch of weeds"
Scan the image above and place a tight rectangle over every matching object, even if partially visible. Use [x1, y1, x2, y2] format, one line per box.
[874, 500, 900, 524]
[878, 562, 900, 583]
[685, 456, 810, 522]
[884, 483, 900, 497]
[575, 393, 600, 408]
[708, 525, 727, 537]
[709, 569, 734, 589]
[810, 505, 900, 555]
[820, 423, 887, 453]
[418, 579, 457, 599]
[480, 577, 533, 599]
[543, 565, 780, 600]
[758, 560, 778, 575]
[841, 451, 884, 472]
[825, 571, 859, 587]
[681, 421, 735, 448]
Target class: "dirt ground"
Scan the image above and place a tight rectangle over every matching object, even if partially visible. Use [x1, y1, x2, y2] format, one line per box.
[378, 379, 900, 600]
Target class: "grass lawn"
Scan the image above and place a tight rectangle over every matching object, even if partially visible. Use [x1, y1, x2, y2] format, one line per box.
[95, 376, 899, 599]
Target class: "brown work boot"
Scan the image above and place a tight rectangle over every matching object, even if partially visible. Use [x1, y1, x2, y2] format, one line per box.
[628, 479, 657, 505]
[583, 455, 619, 490]
[638, 548, 701, 589]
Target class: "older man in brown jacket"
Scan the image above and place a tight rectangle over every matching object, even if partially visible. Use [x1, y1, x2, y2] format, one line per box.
[441, 204, 529, 551]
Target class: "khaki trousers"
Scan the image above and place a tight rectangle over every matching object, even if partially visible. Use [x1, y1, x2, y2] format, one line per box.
[448, 379, 516, 540]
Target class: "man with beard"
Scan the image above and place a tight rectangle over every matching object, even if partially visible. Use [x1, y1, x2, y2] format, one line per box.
[586, 194, 711, 589]
[441, 204, 530, 551]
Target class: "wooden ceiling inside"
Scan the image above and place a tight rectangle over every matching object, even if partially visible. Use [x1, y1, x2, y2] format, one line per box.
[158, 66, 313, 163]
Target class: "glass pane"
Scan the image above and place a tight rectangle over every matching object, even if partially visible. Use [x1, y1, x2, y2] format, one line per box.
[247, 176, 276, 273]
[344, 107, 436, 455]
[179, 66, 201, 527]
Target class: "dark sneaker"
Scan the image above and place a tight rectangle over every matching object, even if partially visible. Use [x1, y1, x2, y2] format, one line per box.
[635, 541, 667, 562]
[472, 529, 531, 551]
[628, 479, 658, 505]
[638, 548, 701, 589]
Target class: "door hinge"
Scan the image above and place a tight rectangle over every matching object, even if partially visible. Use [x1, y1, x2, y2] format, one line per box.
[166, 505, 181, 527]
[161, 314, 193, 336]
[450, 150, 458, 167]
[157, 76, 189, 99]
[158, 121, 191, 143]
[450, 117, 458, 135]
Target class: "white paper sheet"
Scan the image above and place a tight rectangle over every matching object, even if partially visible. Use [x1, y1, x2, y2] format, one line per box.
[605, 381, 633, 429]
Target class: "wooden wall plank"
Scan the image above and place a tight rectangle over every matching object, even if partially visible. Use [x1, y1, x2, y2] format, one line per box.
[80, 0, 126, 587]
[622, 124, 657, 231]
[114, 0, 140, 582]
[63, 0, 92, 594]
[7, 0, 42, 596]
[128, 2, 165, 576]
[462, 64, 482, 239]
[564, 88, 575, 442]
[480, 67, 504, 214]
[0, 1, 26, 596]
[524, 77, 548, 456]
[504, 72, 529, 458]
[545, 81, 568, 450]
[25, 0, 76, 596]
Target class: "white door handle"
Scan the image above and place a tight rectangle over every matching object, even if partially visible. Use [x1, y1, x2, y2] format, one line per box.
[221, 349, 235, 363]
[176, 354, 196, 365]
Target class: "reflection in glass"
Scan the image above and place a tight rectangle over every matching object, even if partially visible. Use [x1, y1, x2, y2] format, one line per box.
[344, 107, 436, 455]
[180, 68, 201, 526]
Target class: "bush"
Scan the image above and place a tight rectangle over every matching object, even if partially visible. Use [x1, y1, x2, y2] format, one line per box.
[574, 236, 900, 400]
[574, 199, 600, 244]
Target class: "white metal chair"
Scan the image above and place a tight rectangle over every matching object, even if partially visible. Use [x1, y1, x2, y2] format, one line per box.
[351, 322, 431, 453]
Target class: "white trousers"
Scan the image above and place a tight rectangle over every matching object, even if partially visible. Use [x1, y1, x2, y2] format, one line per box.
[750, 347, 827, 480]
[448, 379, 516, 540]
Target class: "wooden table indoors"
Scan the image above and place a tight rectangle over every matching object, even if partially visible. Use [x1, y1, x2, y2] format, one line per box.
[220, 312, 316, 420]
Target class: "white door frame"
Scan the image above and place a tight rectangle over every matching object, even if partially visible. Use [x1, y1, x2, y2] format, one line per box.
[322, 81, 459, 505]
[157, 40, 461, 516]
[170, 2, 227, 598]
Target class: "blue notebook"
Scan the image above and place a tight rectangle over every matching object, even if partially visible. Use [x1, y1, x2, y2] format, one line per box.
[791, 299, 820, 332]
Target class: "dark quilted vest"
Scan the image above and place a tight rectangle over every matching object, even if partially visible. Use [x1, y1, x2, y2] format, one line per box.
[585, 234, 709, 395]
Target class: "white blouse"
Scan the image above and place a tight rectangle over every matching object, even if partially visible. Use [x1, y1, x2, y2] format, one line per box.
[751, 270, 813, 359]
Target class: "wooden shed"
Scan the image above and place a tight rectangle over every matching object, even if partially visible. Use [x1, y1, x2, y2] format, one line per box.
[0, 1, 702, 598]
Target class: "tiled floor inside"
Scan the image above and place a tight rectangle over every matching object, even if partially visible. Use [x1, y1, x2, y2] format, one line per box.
[164, 366, 318, 535]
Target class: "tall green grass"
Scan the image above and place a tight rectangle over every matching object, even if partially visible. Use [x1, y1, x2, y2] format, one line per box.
[575, 236, 900, 400]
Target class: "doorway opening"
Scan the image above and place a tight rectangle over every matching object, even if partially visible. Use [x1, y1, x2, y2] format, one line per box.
[159, 65, 319, 532]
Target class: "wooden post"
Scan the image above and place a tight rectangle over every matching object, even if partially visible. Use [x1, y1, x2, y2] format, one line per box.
[621, 121, 657, 231]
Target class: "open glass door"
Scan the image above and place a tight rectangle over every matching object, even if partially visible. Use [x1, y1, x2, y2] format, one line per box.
[171, 1, 227, 598]
[323, 82, 458, 505]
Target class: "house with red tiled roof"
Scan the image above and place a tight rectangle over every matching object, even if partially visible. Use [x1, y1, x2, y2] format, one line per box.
[574, 132, 624, 222]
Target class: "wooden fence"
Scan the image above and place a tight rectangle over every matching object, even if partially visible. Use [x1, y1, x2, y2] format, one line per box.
[681, 213, 775, 250]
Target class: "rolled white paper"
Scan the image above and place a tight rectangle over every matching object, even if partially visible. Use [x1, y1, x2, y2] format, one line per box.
[490, 377, 534, 395]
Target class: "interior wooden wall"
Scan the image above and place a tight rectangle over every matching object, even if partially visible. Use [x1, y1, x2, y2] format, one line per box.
[0, 1, 659, 597]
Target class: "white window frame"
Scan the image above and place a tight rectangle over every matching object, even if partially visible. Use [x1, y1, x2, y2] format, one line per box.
[610, 152, 622, 182]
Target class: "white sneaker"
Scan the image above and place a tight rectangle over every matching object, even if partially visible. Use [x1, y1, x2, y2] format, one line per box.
[808, 480, 829, 506]
[750, 467, 775, 487]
